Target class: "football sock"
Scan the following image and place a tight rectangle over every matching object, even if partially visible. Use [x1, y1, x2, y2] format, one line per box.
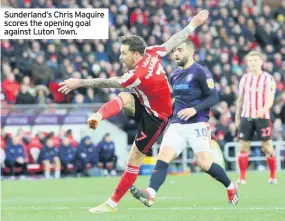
[110, 164, 139, 206]
[205, 163, 231, 188]
[54, 170, 60, 179]
[266, 155, 276, 179]
[149, 160, 169, 194]
[238, 152, 249, 180]
[98, 96, 124, 120]
[44, 170, 50, 179]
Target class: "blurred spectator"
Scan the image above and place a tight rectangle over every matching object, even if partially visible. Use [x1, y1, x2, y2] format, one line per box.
[1, 0, 284, 166]
[76, 136, 98, 176]
[2, 73, 20, 103]
[31, 55, 54, 85]
[97, 133, 117, 176]
[64, 129, 78, 147]
[38, 138, 61, 179]
[34, 85, 51, 104]
[15, 84, 35, 104]
[4, 136, 27, 179]
[59, 137, 76, 176]
[72, 93, 85, 104]
[272, 118, 285, 141]
[219, 86, 236, 107]
[1, 39, 14, 59]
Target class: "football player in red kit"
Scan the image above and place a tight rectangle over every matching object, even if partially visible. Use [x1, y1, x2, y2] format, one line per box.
[235, 51, 277, 184]
[59, 10, 209, 213]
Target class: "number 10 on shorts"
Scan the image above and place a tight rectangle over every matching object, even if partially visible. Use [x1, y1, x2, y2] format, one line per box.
[195, 128, 208, 138]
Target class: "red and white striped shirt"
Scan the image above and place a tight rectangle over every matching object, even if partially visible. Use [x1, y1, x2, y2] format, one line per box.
[239, 72, 276, 119]
[118, 45, 172, 120]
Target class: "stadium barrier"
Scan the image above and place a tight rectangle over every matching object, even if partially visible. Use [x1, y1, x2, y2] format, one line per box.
[1, 104, 128, 170]
[224, 141, 285, 172]
[150, 141, 285, 172]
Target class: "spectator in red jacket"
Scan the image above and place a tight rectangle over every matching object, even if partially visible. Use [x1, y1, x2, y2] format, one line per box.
[2, 73, 20, 103]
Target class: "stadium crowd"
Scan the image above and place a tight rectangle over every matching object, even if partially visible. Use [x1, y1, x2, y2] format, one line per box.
[1, 0, 285, 174]
[1, 130, 117, 178]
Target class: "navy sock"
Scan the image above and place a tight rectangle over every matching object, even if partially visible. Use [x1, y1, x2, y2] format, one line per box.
[205, 163, 231, 188]
[149, 160, 169, 192]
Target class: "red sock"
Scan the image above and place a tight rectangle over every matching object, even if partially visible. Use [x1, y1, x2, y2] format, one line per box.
[111, 165, 139, 203]
[266, 155, 276, 179]
[98, 96, 124, 120]
[238, 152, 249, 180]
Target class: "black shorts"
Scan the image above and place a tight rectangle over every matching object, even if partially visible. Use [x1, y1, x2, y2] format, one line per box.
[127, 94, 168, 154]
[239, 117, 272, 141]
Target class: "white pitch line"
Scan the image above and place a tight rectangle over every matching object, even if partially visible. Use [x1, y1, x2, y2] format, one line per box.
[127, 207, 285, 211]
[3, 206, 285, 211]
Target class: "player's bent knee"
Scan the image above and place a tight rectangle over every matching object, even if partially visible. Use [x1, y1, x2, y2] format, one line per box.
[196, 152, 213, 171]
[118, 92, 133, 106]
[239, 140, 250, 152]
[261, 140, 273, 153]
[157, 145, 176, 164]
[197, 159, 212, 171]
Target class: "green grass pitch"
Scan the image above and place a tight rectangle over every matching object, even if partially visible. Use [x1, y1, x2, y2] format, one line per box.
[2, 171, 285, 221]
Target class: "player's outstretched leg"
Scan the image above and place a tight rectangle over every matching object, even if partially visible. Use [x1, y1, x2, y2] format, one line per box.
[195, 152, 239, 205]
[262, 140, 277, 184]
[237, 140, 250, 184]
[87, 92, 131, 130]
[130, 145, 175, 207]
[89, 145, 145, 213]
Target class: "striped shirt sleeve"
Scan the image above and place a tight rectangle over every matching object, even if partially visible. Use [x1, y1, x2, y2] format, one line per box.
[118, 70, 141, 89]
[145, 45, 167, 57]
[266, 75, 276, 95]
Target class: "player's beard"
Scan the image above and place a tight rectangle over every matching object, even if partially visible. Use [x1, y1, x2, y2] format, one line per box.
[175, 57, 189, 67]
[123, 58, 136, 71]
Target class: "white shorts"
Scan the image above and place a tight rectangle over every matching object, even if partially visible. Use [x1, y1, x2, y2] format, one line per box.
[161, 122, 212, 156]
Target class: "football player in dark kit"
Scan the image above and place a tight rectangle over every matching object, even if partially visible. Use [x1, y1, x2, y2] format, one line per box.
[131, 39, 239, 206]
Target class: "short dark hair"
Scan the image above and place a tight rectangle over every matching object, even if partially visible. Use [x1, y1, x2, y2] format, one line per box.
[119, 35, 146, 55]
[184, 39, 195, 50]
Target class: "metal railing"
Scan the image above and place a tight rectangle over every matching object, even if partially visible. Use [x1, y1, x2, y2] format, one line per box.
[224, 141, 285, 172]
[147, 141, 285, 172]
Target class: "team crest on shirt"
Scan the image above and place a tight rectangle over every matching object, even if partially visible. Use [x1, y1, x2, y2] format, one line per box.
[206, 79, 215, 89]
[187, 74, 193, 82]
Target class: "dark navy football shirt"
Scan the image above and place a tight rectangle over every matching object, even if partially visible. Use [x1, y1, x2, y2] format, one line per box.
[170, 62, 218, 124]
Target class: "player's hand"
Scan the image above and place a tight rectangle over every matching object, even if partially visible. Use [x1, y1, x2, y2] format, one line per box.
[177, 108, 197, 121]
[58, 78, 82, 94]
[257, 108, 267, 118]
[235, 118, 240, 128]
[190, 9, 209, 28]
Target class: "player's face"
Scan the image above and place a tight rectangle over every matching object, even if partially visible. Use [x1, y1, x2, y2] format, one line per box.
[247, 55, 263, 72]
[119, 45, 136, 71]
[173, 43, 194, 67]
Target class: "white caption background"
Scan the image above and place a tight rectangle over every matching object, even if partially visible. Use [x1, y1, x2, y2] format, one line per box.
[0, 8, 109, 39]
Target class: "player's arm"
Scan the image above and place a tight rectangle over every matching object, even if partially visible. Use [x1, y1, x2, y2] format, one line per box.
[152, 10, 209, 57]
[192, 74, 219, 112]
[78, 77, 122, 89]
[235, 94, 244, 127]
[235, 76, 246, 127]
[58, 77, 122, 94]
[58, 70, 141, 94]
